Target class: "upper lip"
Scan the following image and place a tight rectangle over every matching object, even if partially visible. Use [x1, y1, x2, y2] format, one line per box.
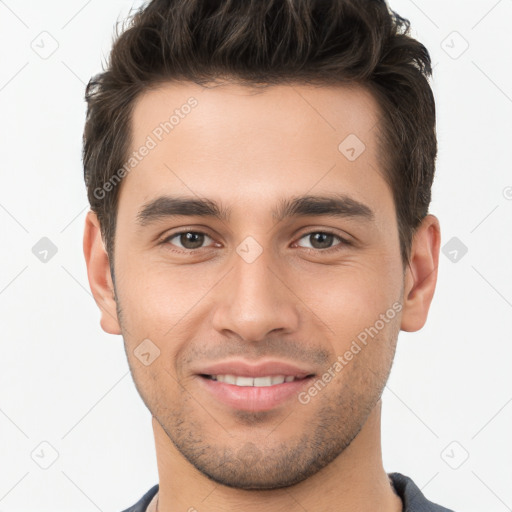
[195, 359, 315, 379]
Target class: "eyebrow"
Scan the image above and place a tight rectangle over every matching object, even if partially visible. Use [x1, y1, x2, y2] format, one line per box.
[135, 193, 375, 227]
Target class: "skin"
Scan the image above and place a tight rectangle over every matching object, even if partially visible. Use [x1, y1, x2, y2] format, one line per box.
[84, 82, 440, 512]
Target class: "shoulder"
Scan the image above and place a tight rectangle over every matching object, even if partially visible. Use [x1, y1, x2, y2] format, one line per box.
[389, 472, 456, 512]
[120, 484, 159, 512]
[119, 476, 457, 512]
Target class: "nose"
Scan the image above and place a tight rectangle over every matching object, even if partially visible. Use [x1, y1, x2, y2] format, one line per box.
[211, 246, 300, 343]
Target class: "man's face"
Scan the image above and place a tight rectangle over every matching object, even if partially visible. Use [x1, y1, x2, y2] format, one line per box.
[110, 82, 405, 489]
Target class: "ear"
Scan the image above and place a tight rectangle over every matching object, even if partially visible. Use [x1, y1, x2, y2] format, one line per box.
[83, 210, 122, 335]
[400, 214, 441, 332]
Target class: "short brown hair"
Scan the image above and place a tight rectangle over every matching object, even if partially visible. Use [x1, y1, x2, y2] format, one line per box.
[83, 0, 436, 269]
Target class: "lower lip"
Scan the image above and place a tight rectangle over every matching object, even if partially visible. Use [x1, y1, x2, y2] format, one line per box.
[197, 376, 314, 412]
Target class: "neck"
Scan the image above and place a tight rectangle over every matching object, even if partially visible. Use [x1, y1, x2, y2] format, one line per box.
[151, 399, 402, 512]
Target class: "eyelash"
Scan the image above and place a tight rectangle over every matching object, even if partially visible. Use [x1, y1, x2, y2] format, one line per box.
[160, 229, 351, 254]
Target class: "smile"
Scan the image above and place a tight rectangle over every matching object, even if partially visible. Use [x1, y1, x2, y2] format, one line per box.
[204, 374, 306, 386]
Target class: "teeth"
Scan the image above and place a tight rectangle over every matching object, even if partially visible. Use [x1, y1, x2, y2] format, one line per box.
[271, 376, 286, 385]
[235, 376, 254, 387]
[224, 374, 236, 385]
[254, 376, 272, 386]
[210, 375, 298, 387]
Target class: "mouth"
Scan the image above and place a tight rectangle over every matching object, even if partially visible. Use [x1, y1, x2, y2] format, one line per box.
[200, 374, 313, 386]
[194, 361, 316, 412]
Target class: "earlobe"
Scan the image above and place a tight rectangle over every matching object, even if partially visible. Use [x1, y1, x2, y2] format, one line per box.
[400, 214, 441, 332]
[83, 210, 122, 335]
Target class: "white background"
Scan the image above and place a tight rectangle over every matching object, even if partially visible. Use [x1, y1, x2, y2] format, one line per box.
[0, 0, 511, 511]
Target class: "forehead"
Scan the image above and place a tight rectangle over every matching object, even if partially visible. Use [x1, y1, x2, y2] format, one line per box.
[131, 80, 381, 150]
[119, 81, 392, 227]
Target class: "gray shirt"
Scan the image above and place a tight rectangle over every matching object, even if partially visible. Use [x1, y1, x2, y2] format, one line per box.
[120, 472, 456, 512]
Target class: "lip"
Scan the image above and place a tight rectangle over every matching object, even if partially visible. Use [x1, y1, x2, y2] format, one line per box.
[194, 359, 315, 412]
[195, 359, 314, 379]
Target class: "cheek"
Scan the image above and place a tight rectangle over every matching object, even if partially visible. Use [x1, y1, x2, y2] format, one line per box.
[114, 260, 221, 377]
[116, 257, 211, 326]
[296, 260, 400, 332]
[326, 309, 400, 398]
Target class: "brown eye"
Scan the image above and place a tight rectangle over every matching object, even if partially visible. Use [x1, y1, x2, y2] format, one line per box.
[296, 231, 347, 251]
[164, 231, 213, 250]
